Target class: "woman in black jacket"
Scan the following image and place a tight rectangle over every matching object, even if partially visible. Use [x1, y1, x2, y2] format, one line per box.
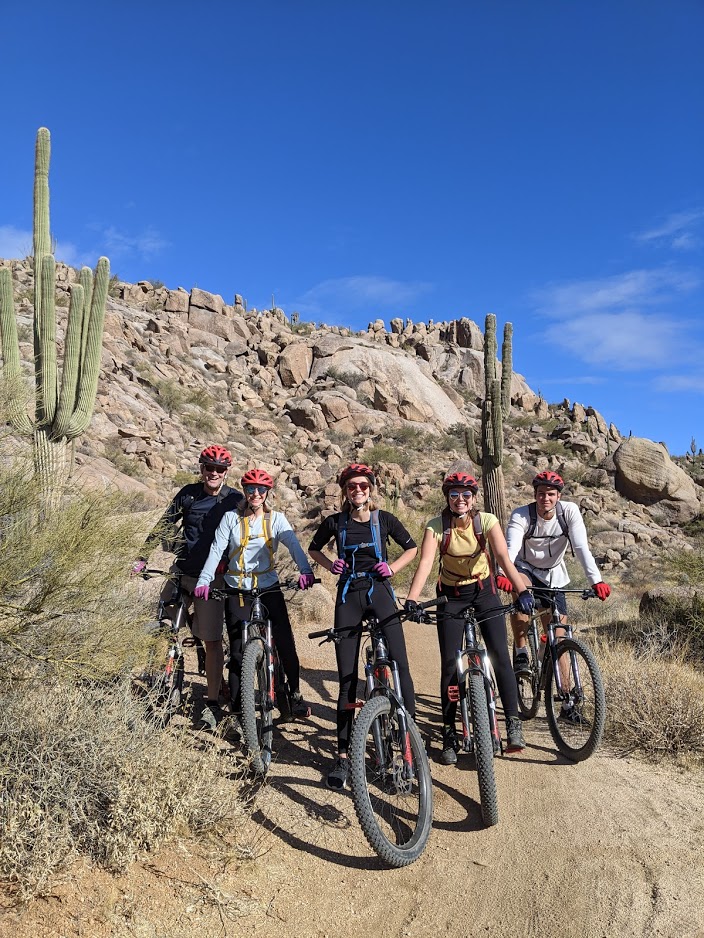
[309, 464, 417, 791]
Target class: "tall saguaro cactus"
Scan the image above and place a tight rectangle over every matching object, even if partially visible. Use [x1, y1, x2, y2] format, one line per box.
[465, 313, 513, 528]
[0, 127, 110, 493]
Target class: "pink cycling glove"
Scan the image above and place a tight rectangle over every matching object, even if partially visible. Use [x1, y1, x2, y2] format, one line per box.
[593, 582, 611, 601]
[131, 560, 147, 577]
[330, 559, 348, 575]
[193, 585, 210, 601]
[496, 575, 513, 593]
[372, 562, 393, 579]
[298, 573, 315, 590]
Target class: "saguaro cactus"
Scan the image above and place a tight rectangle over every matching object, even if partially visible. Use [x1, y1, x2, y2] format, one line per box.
[465, 313, 513, 528]
[0, 127, 109, 492]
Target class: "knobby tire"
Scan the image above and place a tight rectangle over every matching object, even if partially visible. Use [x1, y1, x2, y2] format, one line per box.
[241, 640, 274, 775]
[467, 671, 499, 827]
[348, 695, 433, 867]
[516, 629, 541, 720]
[545, 636, 605, 762]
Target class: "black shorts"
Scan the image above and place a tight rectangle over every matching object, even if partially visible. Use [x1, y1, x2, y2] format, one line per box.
[524, 572, 568, 617]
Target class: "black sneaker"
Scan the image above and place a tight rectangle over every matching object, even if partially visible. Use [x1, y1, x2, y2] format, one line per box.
[439, 728, 459, 765]
[505, 715, 526, 753]
[326, 757, 349, 790]
[513, 649, 532, 677]
[291, 691, 311, 719]
[198, 701, 223, 731]
[559, 705, 591, 727]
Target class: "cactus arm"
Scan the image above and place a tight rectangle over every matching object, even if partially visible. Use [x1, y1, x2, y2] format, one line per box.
[465, 425, 481, 465]
[37, 254, 58, 425]
[501, 322, 512, 419]
[490, 377, 503, 465]
[65, 256, 109, 438]
[0, 267, 34, 434]
[78, 266, 93, 369]
[52, 283, 85, 439]
[484, 313, 497, 385]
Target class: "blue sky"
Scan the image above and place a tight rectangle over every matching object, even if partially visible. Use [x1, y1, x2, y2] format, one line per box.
[0, 1, 702, 454]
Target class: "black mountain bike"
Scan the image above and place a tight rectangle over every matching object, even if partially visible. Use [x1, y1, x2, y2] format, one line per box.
[137, 570, 190, 723]
[515, 586, 606, 761]
[309, 596, 444, 868]
[445, 601, 517, 828]
[212, 580, 313, 776]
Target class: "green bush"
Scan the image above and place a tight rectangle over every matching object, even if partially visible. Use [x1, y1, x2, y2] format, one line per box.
[362, 443, 413, 472]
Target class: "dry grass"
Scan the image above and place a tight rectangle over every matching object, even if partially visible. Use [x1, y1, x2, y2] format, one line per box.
[0, 677, 249, 902]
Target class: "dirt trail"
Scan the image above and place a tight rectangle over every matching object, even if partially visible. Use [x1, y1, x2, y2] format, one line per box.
[3, 620, 704, 938]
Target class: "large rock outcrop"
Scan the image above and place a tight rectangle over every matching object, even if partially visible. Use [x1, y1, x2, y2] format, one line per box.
[613, 437, 700, 523]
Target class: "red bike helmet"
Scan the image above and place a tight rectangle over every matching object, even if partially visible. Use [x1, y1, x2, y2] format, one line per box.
[241, 467, 274, 489]
[532, 470, 564, 491]
[199, 444, 232, 468]
[442, 471, 479, 495]
[337, 463, 376, 488]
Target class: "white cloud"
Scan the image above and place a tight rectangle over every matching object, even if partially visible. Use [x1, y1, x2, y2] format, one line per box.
[100, 225, 169, 259]
[652, 374, 704, 394]
[537, 375, 605, 386]
[0, 225, 32, 260]
[296, 274, 432, 317]
[634, 210, 704, 251]
[533, 268, 701, 371]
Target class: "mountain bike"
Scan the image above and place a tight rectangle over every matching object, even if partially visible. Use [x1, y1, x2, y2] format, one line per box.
[136, 570, 190, 723]
[446, 601, 516, 828]
[515, 586, 606, 761]
[308, 596, 445, 868]
[212, 579, 315, 776]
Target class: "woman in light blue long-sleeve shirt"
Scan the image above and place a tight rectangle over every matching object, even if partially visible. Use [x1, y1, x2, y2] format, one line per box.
[195, 468, 314, 719]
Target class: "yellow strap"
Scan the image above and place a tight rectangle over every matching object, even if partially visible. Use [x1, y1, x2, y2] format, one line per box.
[229, 511, 276, 600]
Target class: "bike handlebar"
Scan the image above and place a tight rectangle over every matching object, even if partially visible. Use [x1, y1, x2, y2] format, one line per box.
[210, 578, 321, 601]
[307, 595, 447, 643]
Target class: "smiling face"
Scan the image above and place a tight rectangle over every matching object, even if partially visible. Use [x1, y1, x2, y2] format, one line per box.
[344, 475, 372, 509]
[243, 483, 270, 511]
[446, 487, 477, 514]
[534, 484, 561, 518]
[200, 462, 228, 494]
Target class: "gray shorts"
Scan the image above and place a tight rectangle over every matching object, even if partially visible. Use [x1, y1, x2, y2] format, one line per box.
[179, 573, 226, 642]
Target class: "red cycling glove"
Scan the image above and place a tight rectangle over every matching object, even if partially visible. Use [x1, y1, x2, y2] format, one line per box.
[496, 575, 514, 593]
[593, 582, 611, 601]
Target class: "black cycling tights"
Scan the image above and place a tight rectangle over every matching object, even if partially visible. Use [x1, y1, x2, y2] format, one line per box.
[334, 580, 415, 753]
[225, 588, 300, 712]
[437, 578, 518, 728]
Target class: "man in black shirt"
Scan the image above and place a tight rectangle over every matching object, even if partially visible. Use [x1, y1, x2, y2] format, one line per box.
[134, 445, 243, 728]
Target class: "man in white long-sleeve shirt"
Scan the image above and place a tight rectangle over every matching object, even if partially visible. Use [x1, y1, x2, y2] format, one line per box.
[496, 471, 611, 679]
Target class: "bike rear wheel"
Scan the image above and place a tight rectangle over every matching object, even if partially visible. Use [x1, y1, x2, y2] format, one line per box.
[348, 695, 433, 867]
[241, 640, 274, 775]
[467, 671, 499, 827]
[545, 637, 605, 761]
[516, 629, 541, 720]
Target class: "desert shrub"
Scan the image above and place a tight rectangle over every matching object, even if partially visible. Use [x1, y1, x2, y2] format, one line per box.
[362, 443, 413, 472]
[0, 678, 248, 901]
[182, 408, 217, 436]
[173, 469, 199, 487]
[325, 366, 365, 389]
[156, 379, 187, 416]
[597, 641, 704, 765]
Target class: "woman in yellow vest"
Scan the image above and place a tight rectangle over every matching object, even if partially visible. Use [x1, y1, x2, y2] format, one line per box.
[195, 468, 315, 727]
[405, 470, 533, 763]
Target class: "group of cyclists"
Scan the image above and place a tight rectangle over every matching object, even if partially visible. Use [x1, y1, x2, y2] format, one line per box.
[134, 444, 611, 789]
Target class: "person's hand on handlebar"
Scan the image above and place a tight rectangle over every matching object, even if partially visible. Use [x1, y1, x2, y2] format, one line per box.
[515, 590, 534, 615]
[403, 599, 427, 623]
[298, 573, 315, 590]
[193, 585, 210, 601]
[131, 559, 147, 577]
[593, 582, 611, 601]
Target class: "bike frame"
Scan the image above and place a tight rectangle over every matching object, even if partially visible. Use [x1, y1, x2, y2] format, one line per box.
[529, 588, 592, 704]
[451, 611, 502, 754]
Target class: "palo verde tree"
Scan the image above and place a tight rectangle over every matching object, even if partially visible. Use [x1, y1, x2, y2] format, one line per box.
[0, 128, 109, 495]
[465, 313, 512, 528]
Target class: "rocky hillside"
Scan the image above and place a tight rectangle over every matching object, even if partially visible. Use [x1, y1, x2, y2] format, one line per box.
[1, 257, 700, 577]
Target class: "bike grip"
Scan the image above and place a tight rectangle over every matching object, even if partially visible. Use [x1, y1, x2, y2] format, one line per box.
[308, 628, 330, 640]
[419, 595, 447, 609]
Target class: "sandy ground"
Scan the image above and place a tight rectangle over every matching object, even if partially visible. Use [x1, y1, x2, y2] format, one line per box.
[2, 619, 703, 938]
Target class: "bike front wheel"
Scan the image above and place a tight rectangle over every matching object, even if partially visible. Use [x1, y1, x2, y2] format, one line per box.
[348, 695, 433, 867]
[467, 671, 499, 827]
[241, 640, 274, 775]
[516, 629, 541, 720]
[545, 637, 606, 761]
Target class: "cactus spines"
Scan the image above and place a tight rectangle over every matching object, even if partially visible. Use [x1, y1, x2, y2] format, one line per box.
[465, 313, 513, 528]
[0, 127, 110, 493]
